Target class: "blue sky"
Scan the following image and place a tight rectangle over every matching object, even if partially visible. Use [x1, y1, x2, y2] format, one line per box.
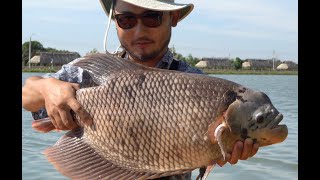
[22, 0, 298, 62]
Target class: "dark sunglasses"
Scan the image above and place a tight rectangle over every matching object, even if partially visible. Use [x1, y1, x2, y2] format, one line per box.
[114, 11, 164, 29]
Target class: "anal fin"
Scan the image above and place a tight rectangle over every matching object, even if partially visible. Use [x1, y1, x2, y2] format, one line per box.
[44, 128, 194, 180]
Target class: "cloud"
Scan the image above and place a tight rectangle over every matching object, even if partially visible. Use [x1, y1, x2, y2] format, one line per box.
[23, 0, 298, 62]
[178, 20, 296, 43]
[22, 0, 101, 11]
[38, 16, 76, 24]
[178, 0, 297, 33]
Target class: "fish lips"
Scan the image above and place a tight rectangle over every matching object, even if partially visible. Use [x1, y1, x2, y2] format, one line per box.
[257, 124, 288, 147]
[267, 113, 284, 129]
[261, 112, 288, 145]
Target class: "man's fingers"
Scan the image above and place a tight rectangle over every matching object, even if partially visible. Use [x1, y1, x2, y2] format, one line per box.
[49, 116, 58, 129]
[68, 99, 93, 126]
[50, 112, 67, 130]
[250, 143, 259, 157]
[71, 83, 81, 90]
[229, 141, 243, 164]
[240, 139, 253, 160]
[217, 140, 259, 167]
[59, 109, 78, 129]
[216, 153, 230, 167]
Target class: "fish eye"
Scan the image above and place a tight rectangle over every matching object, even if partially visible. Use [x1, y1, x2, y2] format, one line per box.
[256, 115, 264, 123]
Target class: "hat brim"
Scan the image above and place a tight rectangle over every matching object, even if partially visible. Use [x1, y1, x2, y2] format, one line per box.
[99, 0, 194, 22]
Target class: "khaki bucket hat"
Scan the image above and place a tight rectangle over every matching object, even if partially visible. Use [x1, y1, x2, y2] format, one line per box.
[99, 0, 194, 22]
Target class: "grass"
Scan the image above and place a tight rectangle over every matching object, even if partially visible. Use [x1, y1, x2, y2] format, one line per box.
[22, 67, 60, 73]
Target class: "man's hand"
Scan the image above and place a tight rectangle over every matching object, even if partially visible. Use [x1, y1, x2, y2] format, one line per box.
[22, 77, 93, 131]
[41, 78, 93, 130]
[216, 139, 259, 166]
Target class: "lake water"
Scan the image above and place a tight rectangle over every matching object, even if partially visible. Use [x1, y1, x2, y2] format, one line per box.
[22, 73, 298, 180]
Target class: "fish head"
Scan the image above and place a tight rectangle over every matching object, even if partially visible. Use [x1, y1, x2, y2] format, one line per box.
[223, 88, 288, 147]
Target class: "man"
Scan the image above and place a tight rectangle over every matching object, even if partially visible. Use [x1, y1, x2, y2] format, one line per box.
[22, 0, 259, 179]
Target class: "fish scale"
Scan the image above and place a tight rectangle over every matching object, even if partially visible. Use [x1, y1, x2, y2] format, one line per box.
[76, 70, 233, 173]
[33, 53, 288, 179]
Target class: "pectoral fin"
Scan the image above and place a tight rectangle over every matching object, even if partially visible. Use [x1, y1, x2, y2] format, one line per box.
[32, 118, 56, 133]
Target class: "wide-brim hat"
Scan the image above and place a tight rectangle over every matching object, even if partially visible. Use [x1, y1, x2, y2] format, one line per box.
[99, 0, 194, 22]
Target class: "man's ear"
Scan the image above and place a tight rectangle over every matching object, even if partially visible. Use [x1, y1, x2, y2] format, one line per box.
[171, 10, 180, 27]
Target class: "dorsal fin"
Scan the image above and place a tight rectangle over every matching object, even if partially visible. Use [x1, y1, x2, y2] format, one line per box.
[72, 53, 184, 86]
[73, 53, 151, 84]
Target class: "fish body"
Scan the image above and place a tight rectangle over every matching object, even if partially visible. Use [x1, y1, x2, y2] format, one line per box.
[34, 53, 288, 179]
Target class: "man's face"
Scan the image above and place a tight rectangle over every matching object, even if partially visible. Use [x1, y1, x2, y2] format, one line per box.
[114, 1, 178, 62]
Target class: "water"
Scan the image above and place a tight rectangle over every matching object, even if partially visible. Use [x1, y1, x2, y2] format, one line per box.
[22, 73, 298, 180]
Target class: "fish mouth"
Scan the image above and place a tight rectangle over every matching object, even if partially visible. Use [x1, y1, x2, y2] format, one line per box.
[271, 124, 288, 132]
[268, 113, 288, 134]
[256, 113, 288, 146]
[260, 124, 288, 146]
[267, 113, 284, 129]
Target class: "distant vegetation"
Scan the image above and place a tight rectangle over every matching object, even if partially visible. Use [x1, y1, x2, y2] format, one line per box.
[22, 41, 297, 75]
[22, 41, 80, 66]
[170, 46, 200, 67]
[203, 69, 297, 75]
[232, 57, 243, 70]
[22, 67, 60, 73]
[169, 46, 247, 70]
[22, 41, 202, 68]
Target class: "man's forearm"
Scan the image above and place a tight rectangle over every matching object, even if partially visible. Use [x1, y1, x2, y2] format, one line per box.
[22, 76, 46, 112]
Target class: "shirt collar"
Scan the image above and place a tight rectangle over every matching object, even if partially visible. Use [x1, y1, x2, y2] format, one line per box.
[155, 49, 174, 69]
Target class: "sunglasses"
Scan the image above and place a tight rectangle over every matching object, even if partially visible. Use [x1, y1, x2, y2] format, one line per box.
[114, 11, 164, 29]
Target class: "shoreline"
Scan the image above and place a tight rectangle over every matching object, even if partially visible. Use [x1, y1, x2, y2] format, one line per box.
[202, 69, 298, 75]
[22, 67, 298, 75]
[22, 67, 61, 73]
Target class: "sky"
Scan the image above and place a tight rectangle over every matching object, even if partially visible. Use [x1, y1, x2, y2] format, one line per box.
[22, 0, 298, 63]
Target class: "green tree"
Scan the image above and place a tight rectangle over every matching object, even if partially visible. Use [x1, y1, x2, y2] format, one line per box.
[170, 45, 183, 59]
[169, 46, 187, 61]
[169, 45, 177, 56]
[22, 41, 45, 65]
[86, 48, 98, 55]
[169, 45, 200, 67]
[45, 47, 77, 54]
[184, 54, 200, 67]
[233, 57, 242, 70]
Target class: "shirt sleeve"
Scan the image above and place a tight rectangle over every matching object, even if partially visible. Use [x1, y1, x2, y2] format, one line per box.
[42, 58, 86, 83]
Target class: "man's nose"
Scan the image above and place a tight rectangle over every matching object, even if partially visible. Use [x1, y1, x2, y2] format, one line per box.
[134, 19, 148, 33]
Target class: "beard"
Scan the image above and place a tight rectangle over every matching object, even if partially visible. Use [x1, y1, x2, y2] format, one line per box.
[119, 31, 171, 62]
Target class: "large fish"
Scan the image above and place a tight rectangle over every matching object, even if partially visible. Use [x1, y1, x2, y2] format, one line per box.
[32, 53, 288, 180]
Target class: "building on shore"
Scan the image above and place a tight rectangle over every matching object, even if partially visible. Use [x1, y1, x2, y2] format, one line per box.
[195, 60, 207, 68]
[241, 59, 282, 70]
[196, 57, 298, 71]
[195, 57, 232, 69]
[28, 52, 80, 66]
[29, 55, 40, 64]
[242, 59, 298, 71]
[276, 61, 298, 70]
